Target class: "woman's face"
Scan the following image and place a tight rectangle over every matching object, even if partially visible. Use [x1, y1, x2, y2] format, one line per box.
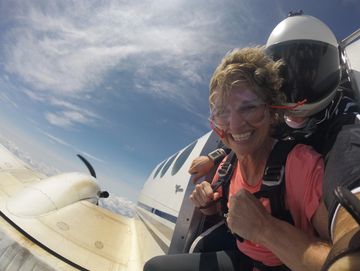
[211, 84, 272, 156]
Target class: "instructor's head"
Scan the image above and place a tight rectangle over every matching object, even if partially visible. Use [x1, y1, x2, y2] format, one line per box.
[266, 13, 341, 119]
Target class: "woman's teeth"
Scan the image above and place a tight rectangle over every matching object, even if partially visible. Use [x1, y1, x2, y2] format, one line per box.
[232, 132, 252, 141]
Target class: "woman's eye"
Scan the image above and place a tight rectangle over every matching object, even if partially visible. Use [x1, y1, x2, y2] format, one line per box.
[239, 105, 257, 113]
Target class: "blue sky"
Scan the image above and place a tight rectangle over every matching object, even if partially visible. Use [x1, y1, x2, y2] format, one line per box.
[0, 0, 359, 201]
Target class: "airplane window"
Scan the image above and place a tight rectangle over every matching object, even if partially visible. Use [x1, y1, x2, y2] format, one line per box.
[153, 159, 167, 179]
[171, 140, 197, 176]
[160, 152, 179, 178]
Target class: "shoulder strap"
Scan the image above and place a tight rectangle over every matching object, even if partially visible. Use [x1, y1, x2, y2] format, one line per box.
[210, 152, 237, 215]
[263, 140, 297, 186]
[211, 152, 237, 191]
[254, 140, 297, 224]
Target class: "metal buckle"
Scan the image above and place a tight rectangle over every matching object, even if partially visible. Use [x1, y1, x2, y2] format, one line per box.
[263, 165, 284, 186]
[218, 162, 232, 177]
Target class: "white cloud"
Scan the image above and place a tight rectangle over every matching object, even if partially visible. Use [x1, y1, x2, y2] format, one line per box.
[0, 76, 19, 108]
[2, 0, 260, 122]
[4, 1, 207, 94]
[23, 89, 46, 102]
[44, 106, 101, 129]
[0, 92, 18, 108]
[99, 195, 136, 218]
[45, 112, 73, 128]
[49, 97, 83, 111]
[41, 131, 71, 147]
[40, 130, 106, 164]
[63, 110, 90, 124]
[0, 134, 60, 176]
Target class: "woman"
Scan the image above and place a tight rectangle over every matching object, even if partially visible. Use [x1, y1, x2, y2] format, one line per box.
[144, 47, 330, 271]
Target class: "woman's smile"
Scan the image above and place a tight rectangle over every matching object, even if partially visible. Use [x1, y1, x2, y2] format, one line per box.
[230, 131, 253, 142]
[214, 84, 272, 157]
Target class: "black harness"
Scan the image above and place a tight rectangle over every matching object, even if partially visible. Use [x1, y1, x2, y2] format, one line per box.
[211, 151, 237, 216]
[213, 140, 296, 225]
[210, 140, 296, 271]
[254, 140, 297, 224]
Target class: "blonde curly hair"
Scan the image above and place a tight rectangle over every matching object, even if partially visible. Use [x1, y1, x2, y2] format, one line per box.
[209, 46, 285, 119]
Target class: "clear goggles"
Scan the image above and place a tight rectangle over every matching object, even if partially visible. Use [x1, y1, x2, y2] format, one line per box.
[209, 103, 267, 138]
[209, 99, 307, 138]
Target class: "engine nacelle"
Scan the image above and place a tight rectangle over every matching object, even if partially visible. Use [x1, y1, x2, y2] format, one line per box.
[6, 172, 100, 217]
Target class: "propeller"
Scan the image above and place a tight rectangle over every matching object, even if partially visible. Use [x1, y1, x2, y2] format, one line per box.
[77, 154, 96, 178]
[77, 154, 109, 198]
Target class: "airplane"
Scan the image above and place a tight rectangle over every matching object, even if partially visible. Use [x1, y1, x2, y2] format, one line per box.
[136, 24, 360, 270]
[0, 21, 359, 271]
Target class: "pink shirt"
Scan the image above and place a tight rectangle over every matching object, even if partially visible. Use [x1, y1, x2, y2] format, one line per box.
[212, 144, 324, 267]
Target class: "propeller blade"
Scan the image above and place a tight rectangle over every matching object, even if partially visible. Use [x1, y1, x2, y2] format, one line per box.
[77, 154, 96, 178]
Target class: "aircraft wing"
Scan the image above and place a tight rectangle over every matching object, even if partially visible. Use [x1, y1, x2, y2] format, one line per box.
[0, 143, 160, 271]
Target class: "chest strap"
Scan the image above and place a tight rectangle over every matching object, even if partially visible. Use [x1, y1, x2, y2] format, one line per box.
[254, 140, 297, 224]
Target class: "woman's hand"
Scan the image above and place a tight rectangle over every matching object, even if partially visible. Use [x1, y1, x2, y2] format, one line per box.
[189, 181, 220, 209]
[226, 189, 272, 243]
[188, 156, 215, 183]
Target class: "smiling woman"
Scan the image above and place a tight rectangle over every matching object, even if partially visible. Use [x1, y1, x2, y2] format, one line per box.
[208, 47, 285, 146]
[144, 46, 329, 271]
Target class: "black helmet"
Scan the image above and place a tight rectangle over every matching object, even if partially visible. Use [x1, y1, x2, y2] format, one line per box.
[266, 14, 341, 117]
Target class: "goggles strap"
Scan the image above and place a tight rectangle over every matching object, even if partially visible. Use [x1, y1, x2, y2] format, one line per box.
[270, 99, 307, 110]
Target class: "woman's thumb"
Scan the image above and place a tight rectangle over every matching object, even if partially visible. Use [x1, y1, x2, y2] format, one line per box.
[213, 192, 221, 201]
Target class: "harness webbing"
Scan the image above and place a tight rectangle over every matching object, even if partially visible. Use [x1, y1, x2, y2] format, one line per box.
[214, 140, 297, 226]
[254, 140, 297, 224]
[210, 152, 237, 215]
[208, 143, 296, 270]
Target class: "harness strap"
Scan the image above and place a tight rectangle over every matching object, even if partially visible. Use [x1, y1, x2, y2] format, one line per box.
[210, 152, 237, 215]
[254, 140, 297, 224]
[212, 141, 297, 224]
[207, 141, 299, 269]
[210, 152, 237, 192]
[211, 141, 297, 244]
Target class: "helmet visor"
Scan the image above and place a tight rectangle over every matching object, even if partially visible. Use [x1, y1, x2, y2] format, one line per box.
[267, 40, 341, 107]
